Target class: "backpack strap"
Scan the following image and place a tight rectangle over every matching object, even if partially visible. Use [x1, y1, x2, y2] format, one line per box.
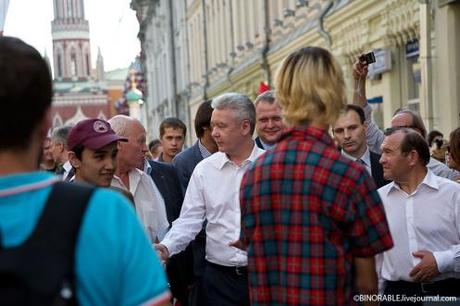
[0, 182, 95, 306]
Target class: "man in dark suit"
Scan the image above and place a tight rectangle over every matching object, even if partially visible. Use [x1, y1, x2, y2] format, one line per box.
[146, 158, 194, 306]
[332, 104, 390, 188]
[172, 100, 217, 306]
[254, 91, 285, 150]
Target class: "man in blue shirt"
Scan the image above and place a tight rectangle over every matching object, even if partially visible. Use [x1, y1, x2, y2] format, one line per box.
[0, 36, 170, 306]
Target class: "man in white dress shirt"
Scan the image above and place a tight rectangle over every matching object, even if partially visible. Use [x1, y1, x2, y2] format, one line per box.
[378, 127, 460, 304]
[156, 93, 265, 306]
[108, 115, 170, 243]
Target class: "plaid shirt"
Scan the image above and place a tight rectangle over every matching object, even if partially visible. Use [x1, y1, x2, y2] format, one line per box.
[240, 126, 393, 306]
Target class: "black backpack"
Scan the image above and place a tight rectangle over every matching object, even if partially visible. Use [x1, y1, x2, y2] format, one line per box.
[0, 182, 95, 306]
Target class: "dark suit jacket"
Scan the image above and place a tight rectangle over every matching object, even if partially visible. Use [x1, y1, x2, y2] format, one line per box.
[255, 137, 264, 150]
[172, 141, 203, 191]
[148, 160, 184, 224]
[370, 151, 391, 188]
[148, 160, 193, 302]
[172, 141, 208, 280]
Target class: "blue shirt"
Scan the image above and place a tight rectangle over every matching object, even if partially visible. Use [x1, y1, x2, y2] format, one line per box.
[0, 171, 170, 306]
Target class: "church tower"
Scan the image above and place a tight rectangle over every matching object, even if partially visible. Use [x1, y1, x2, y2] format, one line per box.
[51, 0, 92, 81]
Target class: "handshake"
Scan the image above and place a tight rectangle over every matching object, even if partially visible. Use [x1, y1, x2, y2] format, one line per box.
[154, 243, 169, 264]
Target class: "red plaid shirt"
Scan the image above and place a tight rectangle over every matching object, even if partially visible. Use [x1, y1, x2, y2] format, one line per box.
[240, 126, 393, 305]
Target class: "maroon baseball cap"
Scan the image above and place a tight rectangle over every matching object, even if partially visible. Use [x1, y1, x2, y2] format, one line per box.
[67, 119, 127, 151]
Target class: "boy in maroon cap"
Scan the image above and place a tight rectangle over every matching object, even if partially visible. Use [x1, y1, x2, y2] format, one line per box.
[67, 119, 127, 187]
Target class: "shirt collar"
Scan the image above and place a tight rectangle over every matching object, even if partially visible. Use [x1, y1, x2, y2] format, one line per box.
[385, 169, 438, 195]
[259, 138, 275, 150]
[63, 160, 72, 172]
[342, 147, 371, 167]
[198, 140, 212, 159]
[280, 126, 334, 148]
[143, 158, 152, 175]
[213, 142, 262, 170]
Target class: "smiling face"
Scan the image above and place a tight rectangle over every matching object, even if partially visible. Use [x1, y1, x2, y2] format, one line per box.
[255, 101, 284, 145]
[333, 110, 368, 158]
[211, 107, 250, 155]
[70, 142, 118, 187]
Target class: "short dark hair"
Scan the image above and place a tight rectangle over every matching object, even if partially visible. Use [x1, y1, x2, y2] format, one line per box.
[427, 130, 443, 147]
[159, 117, 187, 138]
[342, 104, 365, 124]
[148, 139, 161, 152]
[71, 144, 85, 160]
[194, 100, 213, 138]
[393, 107, 427, 139]
[449, 127, 460, 167]
[384, 127, 430, 166]
[0, 37, 53, 150]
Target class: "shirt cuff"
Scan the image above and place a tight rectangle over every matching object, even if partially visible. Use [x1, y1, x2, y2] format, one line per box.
[363, 103, 372, 121]
[433, 249, 455, 273]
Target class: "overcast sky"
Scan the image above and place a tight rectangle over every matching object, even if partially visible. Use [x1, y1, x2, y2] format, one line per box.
[3, 0, 140, 72]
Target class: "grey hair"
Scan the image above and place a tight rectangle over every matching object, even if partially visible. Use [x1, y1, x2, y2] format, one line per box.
[254, 90, 276, 106]
[108, 115, 136, 137]
[211, 92, 256, 134]
[51, 125, 73, 148]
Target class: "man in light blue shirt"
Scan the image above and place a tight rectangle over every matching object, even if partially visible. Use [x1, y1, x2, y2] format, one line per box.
[0, 37, 170, 306]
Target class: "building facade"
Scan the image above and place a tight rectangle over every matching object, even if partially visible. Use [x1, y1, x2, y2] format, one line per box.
[133, 0, 460, 142]
[131, 0, 191, 141]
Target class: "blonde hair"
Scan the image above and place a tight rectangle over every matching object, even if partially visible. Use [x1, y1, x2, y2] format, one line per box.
[275, 47, 347, 126]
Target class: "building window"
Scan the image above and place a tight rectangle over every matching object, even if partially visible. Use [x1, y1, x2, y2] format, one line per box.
[57, 54, 63, 77]
[86, 54, 90, 76]
[71, 53, 77, 77]
[405, 40, 421, 108]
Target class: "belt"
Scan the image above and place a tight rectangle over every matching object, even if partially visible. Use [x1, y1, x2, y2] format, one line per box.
[206, 260, 248, 276]
[386, 279, 460, 296]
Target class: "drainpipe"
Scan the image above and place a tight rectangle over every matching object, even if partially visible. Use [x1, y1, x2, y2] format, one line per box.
[201, 0, 209, 100]
[261, 0, 271, 86]
[419, 0, 433, 130]
[168, 0, 178, 116]
[316, 0, 333, 47]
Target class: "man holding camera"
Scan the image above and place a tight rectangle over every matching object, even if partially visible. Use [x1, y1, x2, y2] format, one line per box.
[352, 54, 459, 180]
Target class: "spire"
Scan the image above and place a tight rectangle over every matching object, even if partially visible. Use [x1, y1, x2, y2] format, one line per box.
[96, 47, 105, 81]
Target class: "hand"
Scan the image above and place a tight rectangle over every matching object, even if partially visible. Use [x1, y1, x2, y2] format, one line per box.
[229, 239, 247, 251]
[409, 250, 440, 282]
[154, 243, 170, 262]
[352, 57, 369, 80]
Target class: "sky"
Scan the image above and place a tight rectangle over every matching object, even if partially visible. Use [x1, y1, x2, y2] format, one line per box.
[3, 0, 140, 73]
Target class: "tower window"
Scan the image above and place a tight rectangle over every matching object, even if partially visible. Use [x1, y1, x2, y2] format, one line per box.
[71, 53, 77, 76]
[57, 54, 63, 77]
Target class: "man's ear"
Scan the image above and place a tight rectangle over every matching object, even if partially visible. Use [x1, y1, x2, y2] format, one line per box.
[241, 119, 251, 136]
[407, 149, 419, 167]
[68, 152, 81, 169]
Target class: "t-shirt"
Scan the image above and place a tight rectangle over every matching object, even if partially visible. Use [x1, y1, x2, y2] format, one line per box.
[0, 171, 170, 306]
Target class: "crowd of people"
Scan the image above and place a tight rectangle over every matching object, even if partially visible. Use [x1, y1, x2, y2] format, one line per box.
[1, 36, 460, 306]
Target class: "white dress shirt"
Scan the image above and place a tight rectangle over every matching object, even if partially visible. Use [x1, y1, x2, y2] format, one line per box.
[342, 147, 372, 176]
[363, 103, 459, 180]
[161, 144, 265, 267]
[62, 160, 73, 181]
[377, 170, 460, 282]
[112, 168, 169, 242]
